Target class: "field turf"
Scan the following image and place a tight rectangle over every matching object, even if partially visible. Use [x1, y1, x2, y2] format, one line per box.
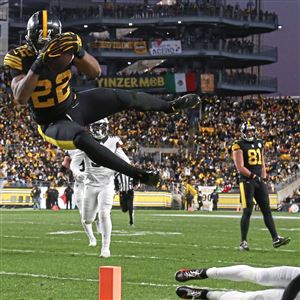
[1, 209, 299, 299]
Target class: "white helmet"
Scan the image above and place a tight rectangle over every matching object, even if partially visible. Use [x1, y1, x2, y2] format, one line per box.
[90, 118, 109, 140]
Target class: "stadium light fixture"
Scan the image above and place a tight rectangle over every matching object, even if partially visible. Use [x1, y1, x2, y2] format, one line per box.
[83, 25, 88, 28]
[177, 21, 182, 24]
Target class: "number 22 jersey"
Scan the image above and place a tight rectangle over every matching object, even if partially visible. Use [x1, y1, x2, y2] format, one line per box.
[4, 44, 73, 125]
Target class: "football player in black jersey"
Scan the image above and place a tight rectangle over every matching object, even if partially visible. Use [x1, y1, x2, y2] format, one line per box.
[4, 10, 200, 187]
[232, 121, 290, 250]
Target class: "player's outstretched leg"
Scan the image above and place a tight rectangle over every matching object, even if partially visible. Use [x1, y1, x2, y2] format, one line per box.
[78, 88, 201, 124]
[74, 132, 160, 186]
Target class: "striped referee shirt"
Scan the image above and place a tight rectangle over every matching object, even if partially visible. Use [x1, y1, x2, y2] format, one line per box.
[115, 173, 134, 192]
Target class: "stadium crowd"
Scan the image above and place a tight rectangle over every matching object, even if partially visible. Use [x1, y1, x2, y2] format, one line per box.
[47, 1, 277, 24]
[11, 1, 277, 25]
[1, 64, 299, 193]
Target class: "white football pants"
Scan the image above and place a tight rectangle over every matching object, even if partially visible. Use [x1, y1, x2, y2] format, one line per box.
[74, 180, 96, 243]
[82, 178, 114, 250]
[73, 181, 84, 212]
[206, 265, 300, 300]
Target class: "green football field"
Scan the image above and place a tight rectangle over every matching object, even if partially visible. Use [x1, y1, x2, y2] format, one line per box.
[1, 209, 299, 300]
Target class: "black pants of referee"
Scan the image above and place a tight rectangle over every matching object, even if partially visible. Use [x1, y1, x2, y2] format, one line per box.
[39, 88, 170, 181]
[239, 179, 278, 242]
[119, 190, 134, 225]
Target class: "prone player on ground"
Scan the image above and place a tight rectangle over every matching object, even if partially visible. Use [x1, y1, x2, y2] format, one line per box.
[4, 10, 200, 187]
[175, 265, 300, 300]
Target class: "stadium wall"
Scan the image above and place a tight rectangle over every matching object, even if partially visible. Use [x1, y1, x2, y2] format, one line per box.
[0, 188, 278, 210]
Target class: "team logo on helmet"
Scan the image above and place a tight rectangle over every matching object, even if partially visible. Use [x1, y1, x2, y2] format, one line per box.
[25, 10, 62, 54]
[240, 120, 256, 142]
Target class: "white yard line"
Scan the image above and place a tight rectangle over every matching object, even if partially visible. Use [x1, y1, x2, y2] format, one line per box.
[152, 213, 300, 220]
[1, 247, 298, 265]
[0, 271, 253, 292]
[0, 270, 176, 287]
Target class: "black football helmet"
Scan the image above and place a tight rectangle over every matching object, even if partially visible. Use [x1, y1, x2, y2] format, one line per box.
[25, 10, 62, 54]
[240, 120, 256, 142]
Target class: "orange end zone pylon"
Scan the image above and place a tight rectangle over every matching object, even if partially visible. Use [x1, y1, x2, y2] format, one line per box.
[99, 266, 122, 300]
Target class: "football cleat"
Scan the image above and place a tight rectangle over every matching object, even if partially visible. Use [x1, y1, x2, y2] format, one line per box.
[239, 240, 250, 251]
[166, 94, 200, 114]
[88, 238, 97, 247]
[175, 269, 208, 282]
[138, 170, 160, 186]
[273, 236, 291, 248]
[176, 286, 209, 299]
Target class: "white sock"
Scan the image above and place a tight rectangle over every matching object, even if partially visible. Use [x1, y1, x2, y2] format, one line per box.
[95, 219, 102, 234]
[99, 210, 112, 250]
[82, 220, 96, 242]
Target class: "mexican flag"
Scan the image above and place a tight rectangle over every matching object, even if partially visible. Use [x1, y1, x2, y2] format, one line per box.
[165, 73, 196, 93]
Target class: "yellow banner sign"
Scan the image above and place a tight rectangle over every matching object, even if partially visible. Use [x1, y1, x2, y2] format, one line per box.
[201, 73, 215, 93]
[90, 41, 148, 54]
[97, 76, 165, 89]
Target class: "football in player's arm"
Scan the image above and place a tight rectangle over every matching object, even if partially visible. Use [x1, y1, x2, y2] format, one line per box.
[232, 121, 290, 251]
[4, 10, 200, 187]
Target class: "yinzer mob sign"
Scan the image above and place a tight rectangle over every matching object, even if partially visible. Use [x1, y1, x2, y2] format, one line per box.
[97, 75, 165, 89]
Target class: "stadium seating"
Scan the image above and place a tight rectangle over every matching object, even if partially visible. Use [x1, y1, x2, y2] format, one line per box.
[1, 67, 299, 192]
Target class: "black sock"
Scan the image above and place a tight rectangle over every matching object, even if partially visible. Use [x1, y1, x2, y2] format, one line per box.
[240, 208, 252, 241]
[261, 208, 278, 240]
[74, 132, 141, 179]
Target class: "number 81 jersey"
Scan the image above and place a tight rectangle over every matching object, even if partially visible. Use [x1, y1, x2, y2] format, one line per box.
[4, 44, 73, 125]
[231, 138, 264, 180]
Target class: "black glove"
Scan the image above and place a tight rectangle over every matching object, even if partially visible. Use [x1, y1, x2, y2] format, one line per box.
[31, 32, 84, 74]
[250, 173, 263, 184]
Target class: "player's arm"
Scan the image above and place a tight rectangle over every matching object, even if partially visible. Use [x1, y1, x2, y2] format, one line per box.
[62, 155, 71, 169]
[232, 149, 253, 178]
[11, 71, 39, 105]
[115, 139, 131, 164]
[261, 150, 267, 179]
[57, 155, 71, 179]
[73, 52, 101, 79]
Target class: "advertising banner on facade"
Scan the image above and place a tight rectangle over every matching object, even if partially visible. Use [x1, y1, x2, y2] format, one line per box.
[97, 75, 165, 89]
[200, 73, 215, 93]
[90, 40, 148, 54]
[149, 40, 182, 56]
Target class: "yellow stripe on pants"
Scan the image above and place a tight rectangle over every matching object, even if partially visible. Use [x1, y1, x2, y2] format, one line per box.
[239, 182, 247, 209]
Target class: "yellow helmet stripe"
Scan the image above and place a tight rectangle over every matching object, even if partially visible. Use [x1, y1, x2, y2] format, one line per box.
[42, 10, 48, 39]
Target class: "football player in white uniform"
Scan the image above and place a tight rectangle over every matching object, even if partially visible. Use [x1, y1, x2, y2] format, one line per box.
[81, 118, 130, 258]
[175, 265, 300, 300]
[61, 150, 99, 246]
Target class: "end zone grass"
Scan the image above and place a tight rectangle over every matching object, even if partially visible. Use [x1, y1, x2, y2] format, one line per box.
[1, 209, 299, 299]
